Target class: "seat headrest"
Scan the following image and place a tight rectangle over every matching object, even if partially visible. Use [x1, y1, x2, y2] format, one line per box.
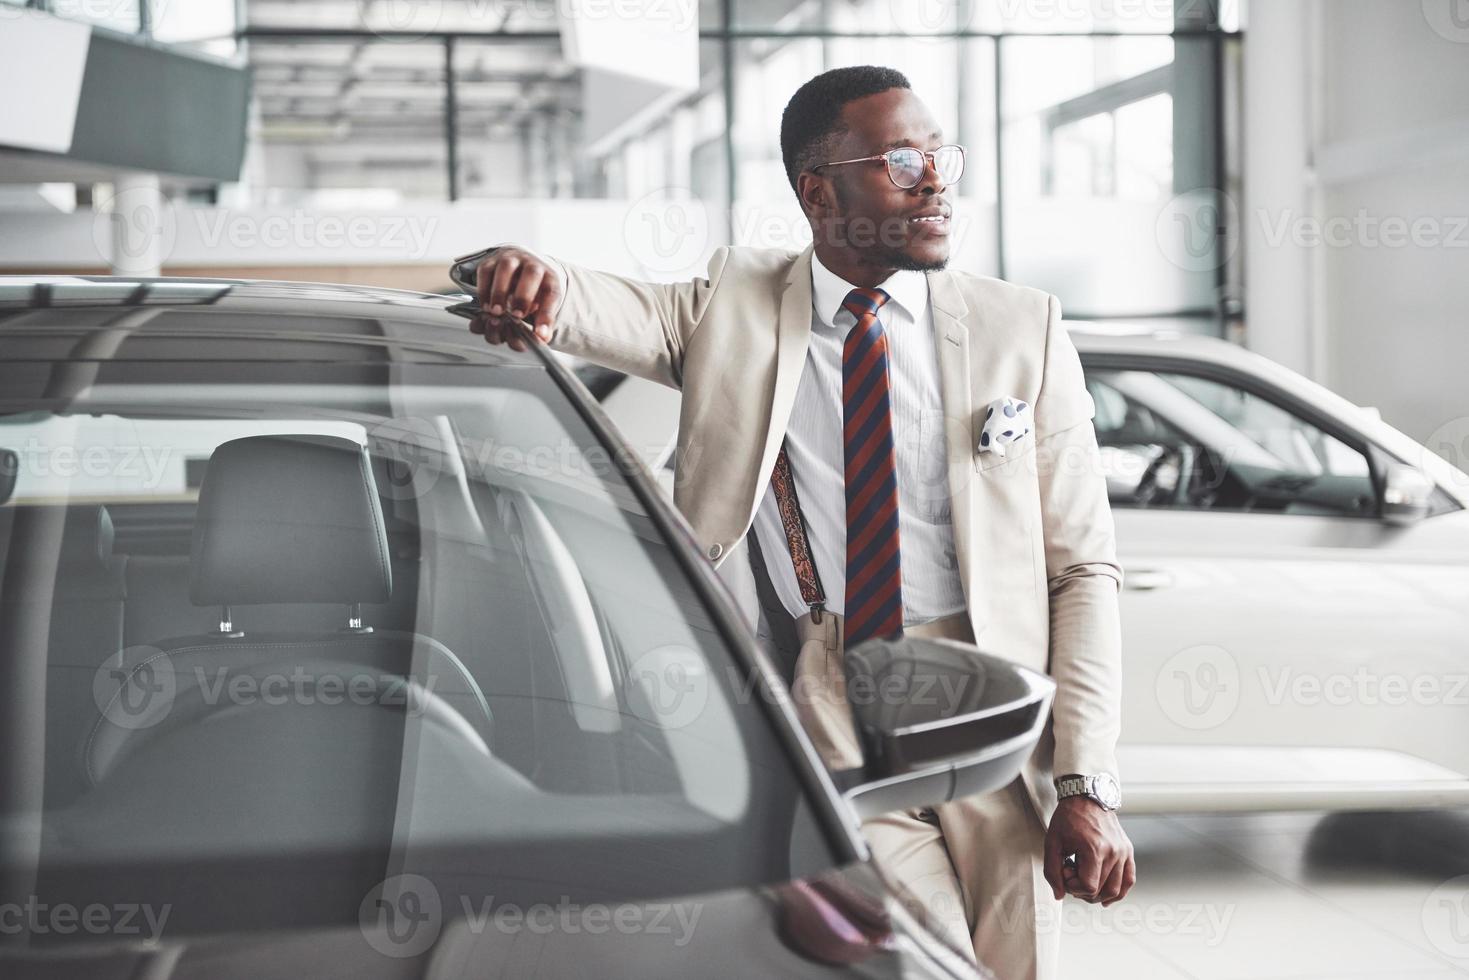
[189, 435, 391, 606]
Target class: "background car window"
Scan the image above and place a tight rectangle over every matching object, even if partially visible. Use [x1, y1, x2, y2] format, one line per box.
[1086, 367, 1379, 517]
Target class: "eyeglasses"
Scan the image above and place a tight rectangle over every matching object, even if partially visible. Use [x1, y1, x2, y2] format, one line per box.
[811, 144, 965, 189]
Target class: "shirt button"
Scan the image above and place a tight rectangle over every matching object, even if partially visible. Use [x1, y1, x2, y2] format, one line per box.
[707, 542, 723, 560]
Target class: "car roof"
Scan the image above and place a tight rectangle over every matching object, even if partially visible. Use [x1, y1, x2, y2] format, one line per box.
[0, 276, 508, 365]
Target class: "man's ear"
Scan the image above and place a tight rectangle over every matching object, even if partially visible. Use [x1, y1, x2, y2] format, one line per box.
[795, 171, 834, 219]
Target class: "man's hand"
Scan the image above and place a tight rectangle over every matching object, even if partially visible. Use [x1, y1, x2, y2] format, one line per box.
[1043, 797, 1136, 906]
[467, 246, 563, 352]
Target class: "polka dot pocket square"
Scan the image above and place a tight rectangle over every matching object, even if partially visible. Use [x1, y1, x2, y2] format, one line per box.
[977, 395, 1033, 458]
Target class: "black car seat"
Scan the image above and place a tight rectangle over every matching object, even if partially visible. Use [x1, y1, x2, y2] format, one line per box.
[81, 434, 495, 788]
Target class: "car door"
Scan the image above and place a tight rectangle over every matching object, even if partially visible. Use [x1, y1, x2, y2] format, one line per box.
[1081, 353, 1469, 813]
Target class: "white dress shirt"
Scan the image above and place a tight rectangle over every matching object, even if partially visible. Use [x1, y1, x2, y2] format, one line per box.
[750, 252, 967, 625]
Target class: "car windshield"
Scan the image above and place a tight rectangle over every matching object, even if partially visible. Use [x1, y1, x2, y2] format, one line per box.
[0, 312, 838, 951]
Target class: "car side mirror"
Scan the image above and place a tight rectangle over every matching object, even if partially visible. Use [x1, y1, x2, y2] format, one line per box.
[1380, 459, 1435, 526]
[831, 634, 1054, 821]
[0, 449, 17, 505]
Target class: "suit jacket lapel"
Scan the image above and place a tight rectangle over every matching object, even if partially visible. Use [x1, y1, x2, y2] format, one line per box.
[927, 267, 985, 636]
[745, 245, 815, 535]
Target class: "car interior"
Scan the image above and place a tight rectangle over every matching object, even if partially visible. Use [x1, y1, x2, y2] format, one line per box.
[1085, 365, 1388, 516]
[0, 372, 837, 953]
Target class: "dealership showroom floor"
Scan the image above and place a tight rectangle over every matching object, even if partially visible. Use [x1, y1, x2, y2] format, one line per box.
[1068, 810, 1469, 979]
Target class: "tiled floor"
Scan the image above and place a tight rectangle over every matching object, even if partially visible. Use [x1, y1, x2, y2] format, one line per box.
[1060, 810, 1469, 979]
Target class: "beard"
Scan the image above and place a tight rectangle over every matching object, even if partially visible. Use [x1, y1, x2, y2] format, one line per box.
[880, 247, 949, 272]
[826, 184, 950, 272]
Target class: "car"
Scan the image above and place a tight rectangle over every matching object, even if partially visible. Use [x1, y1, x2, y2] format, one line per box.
[0, 275, 1054, 979]
[1073, 325, 1469, 814]
[573, 314, 1469, 816]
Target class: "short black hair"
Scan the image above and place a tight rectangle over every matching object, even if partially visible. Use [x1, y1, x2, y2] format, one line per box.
[780, 66, 911, 194]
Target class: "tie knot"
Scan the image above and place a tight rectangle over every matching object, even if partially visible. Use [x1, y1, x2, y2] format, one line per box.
[842, 287, 889, 321]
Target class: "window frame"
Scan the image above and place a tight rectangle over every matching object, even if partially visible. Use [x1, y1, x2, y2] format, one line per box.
[1078, 351, 1446, 521]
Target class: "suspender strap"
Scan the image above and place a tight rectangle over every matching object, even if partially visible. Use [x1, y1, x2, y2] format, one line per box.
[770, 442, 827, 622]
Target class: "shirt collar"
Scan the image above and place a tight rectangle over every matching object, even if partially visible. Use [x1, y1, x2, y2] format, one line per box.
[810, 250, 929, 331]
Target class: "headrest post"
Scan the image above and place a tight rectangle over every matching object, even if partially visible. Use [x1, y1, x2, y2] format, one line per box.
[342, 602, 373, 634]
[215, 604, 245, 639]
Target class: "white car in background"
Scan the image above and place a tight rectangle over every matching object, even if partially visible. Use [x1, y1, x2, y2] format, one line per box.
[582, 326, 1469, 816]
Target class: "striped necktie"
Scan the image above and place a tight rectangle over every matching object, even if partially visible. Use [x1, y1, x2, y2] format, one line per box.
[841, 286, 903, 645]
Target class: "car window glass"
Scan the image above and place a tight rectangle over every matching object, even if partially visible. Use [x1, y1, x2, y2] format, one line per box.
[1086, 367, 1377, 517]
[0, 361, 836, 949]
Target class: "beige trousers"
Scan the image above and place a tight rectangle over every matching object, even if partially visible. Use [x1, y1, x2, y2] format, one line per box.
[789, 608, 1061, 980]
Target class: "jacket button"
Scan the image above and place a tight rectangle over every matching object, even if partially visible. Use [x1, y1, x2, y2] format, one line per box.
[707, 542, 723, 560]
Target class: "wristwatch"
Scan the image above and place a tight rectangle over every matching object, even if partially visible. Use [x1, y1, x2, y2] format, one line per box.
[1055, 772, 1122, 811]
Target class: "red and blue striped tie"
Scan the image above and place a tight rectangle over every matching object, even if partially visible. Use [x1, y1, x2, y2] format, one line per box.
[842, 286, 904, 645]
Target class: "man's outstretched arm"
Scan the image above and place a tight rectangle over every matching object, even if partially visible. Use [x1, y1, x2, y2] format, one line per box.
[461, 244, 728, 390]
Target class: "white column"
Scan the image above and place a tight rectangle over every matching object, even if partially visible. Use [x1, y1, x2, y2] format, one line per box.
[107, 172, 167, 277]
[1241, 0, 1318, 379]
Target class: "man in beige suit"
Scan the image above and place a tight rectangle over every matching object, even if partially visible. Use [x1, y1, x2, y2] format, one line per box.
[460, 65, 1135, 979]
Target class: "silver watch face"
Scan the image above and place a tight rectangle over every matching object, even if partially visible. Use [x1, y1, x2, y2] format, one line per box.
[1094, 773, 1122, 809]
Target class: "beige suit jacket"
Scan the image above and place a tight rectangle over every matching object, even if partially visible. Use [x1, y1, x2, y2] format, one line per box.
[529, 242, 1124, 813]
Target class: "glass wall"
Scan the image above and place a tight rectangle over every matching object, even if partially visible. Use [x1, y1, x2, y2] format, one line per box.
[38, 0, 1244, 323]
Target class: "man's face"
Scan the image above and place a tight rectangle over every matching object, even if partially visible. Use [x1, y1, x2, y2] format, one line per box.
[808, 88, 954, 272]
